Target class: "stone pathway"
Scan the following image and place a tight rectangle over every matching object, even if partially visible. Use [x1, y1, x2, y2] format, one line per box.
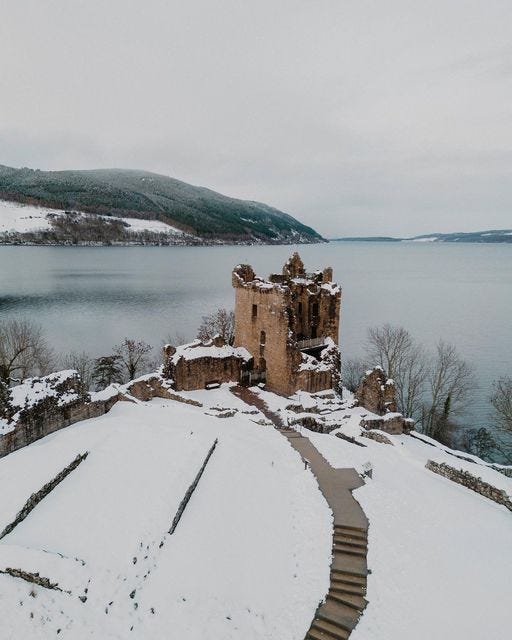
[231, 386, 369, 640]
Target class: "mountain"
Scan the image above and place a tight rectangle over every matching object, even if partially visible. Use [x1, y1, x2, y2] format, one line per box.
[0, 165, 324, 244]
[410, 230, 512, 243]
[333, 230, 512, 243]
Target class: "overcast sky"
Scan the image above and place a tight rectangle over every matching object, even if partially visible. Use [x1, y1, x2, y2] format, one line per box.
[1, 1, 511, 237]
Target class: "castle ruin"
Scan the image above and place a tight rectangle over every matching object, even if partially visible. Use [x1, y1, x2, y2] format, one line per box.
[232, 252, 341, 395]
[162, 252, 342, 396]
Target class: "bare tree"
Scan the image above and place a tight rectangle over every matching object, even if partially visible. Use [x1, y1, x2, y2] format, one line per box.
[422, 341, 476, 444]
[197, 308, 235, 345]
[366, 324, 414, 379]
[490, 376, 512, 432]
[0, 318, 55, 384]
[489, 376, 512, 462]
[114, 338, 153, 381]
[61, 351, 94, 390]
[342, 358, 368, 392]
[395, 342, 429, 421]
[365, 324, 427, 420]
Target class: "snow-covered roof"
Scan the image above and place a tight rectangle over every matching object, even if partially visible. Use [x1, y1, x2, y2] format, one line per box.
[168, 340, 252, 365]
[8, 370, 80, 411]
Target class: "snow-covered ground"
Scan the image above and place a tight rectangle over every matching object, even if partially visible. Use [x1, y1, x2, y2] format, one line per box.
[252, 388, 512, 640]
[0, 386, 331, 639]
[1, 382, 511, 639]
[0, 199, 187, 236]
[0, 200, 55, 233]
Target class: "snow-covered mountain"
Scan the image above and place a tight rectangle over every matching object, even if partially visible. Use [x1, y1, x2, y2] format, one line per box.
[0, 165, 324, 245]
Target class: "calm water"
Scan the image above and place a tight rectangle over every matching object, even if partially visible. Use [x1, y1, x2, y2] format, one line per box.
[1, 242, 511, 430]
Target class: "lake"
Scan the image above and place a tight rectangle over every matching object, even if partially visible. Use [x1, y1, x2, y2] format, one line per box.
[1, 242, 511, 433]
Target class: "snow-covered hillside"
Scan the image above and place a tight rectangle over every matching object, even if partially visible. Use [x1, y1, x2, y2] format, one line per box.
[254, 388, 512, 640]
[0, 382, 511, 639]
[0, 199, 187, 236]
[0, 387, 331, 640]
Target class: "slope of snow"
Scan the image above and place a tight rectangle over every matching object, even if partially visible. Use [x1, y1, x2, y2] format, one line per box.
[0, 387, 331, 639]
[309, 429, 512, 640]
[2, 381, 511, 639]
[0, 200, 55, 232]
[248, 388, 512, 640]
[0, 199, 188, 236]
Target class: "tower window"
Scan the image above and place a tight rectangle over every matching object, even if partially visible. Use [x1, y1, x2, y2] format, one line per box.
[260, 330, 266, 345]
[252, 304, 258, 319]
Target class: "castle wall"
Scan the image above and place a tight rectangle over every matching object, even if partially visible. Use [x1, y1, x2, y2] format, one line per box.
[233, 283, 299, 395]
[0, 372, 119, 459]
[172, 355, 245, 391]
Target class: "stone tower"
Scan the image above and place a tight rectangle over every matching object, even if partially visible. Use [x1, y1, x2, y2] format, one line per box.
[232, 252, 341, 396]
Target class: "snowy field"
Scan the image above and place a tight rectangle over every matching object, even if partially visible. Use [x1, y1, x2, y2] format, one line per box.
[1, 382, 511, 639]
[0, 387, 331, 639]
[0, 199, 187, 236]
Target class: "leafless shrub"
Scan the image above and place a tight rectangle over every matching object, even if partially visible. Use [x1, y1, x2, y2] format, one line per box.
[61, 351, 94, 390]
[0, 318, 55, 384]
[197, 308, 235, 345]
[114, 338, 153, 381]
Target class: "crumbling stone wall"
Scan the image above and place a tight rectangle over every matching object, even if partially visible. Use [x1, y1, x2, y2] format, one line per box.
[162, 338, 251, 392]
[126, 375, 203, 406]
[0, 373, 119, 459]
[426, 460, 512, 512]
[355, 366, 413, 435]
[355, 367, 397, 414]
[360, 414, 413, 435]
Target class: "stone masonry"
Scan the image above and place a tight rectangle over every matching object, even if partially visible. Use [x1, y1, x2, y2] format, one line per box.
[162, 336, 252, 392]
[232, 252, 342, 396]
[355, 366, 413, 435]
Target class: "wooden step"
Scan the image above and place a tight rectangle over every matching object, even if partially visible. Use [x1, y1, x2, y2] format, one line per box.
[333, 536, 367, 549]
[332, 553, 367, 575]
[333, 544, 366, 557]
[310, 618, 350, 639]
[331, 569, 367, 584]
[330, 579, 366, 595]
[334, 522, 368, 534]
[327, 589, 367, 611]
[316, 600, 359, 633]
[334, 526, 368, 541]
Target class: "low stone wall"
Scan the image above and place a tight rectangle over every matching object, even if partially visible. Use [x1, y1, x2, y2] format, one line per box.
[169, 438, 218, 535]
[361, 415, 410, 435]
[126, 376, 203, 407]
[0, 568, 63, 592]
[361, 430, 393, 445]
[0, 452, 89, 539]
[425, 460, 512, 512]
